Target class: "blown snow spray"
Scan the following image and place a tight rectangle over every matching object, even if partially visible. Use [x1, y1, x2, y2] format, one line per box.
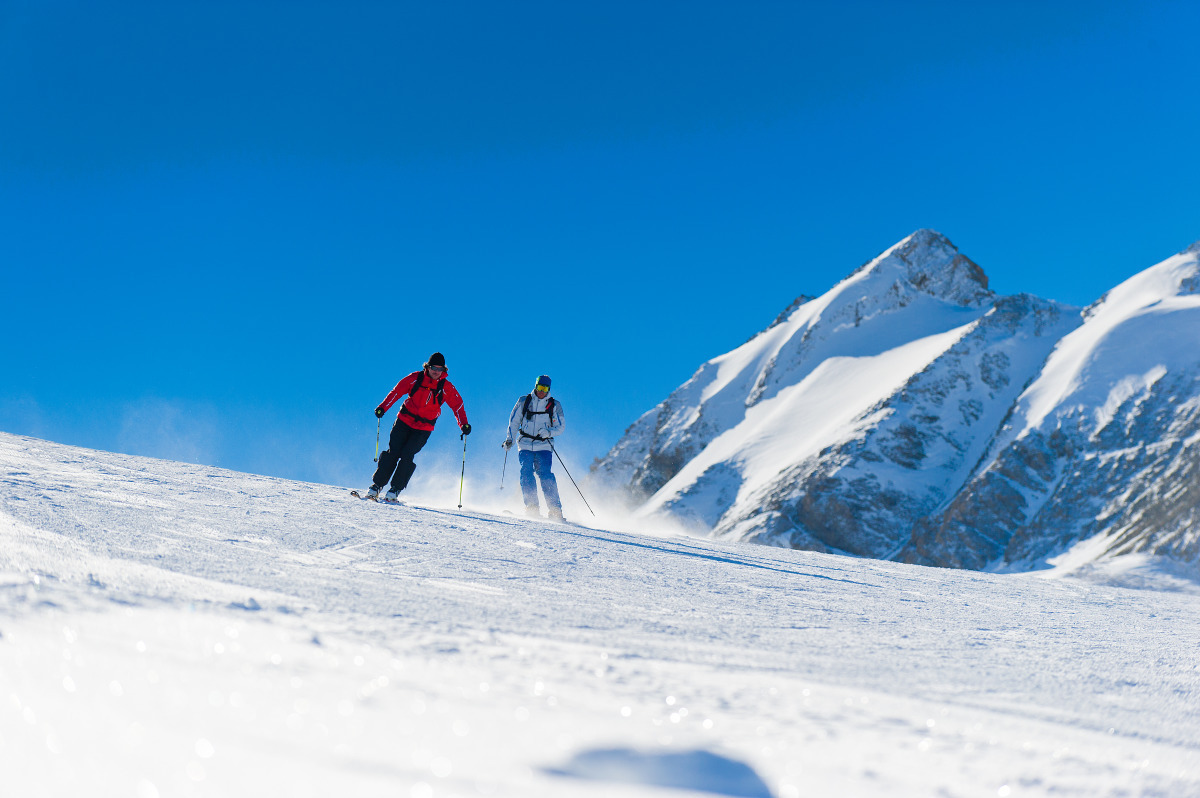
[549, 440, 595, 517]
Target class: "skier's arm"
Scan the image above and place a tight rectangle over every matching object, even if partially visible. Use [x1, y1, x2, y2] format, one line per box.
[506, 398, 523, 444]
[549, 401, 565, 438]
[443, 381, 468, 427]
[378, 371, 420, 415]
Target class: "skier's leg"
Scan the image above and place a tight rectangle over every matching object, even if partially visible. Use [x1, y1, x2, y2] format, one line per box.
[390, 426, 432, 493]
[371, 421, 407, 488]
[517, 450, 539, 513]
[532, 451, 562, 517]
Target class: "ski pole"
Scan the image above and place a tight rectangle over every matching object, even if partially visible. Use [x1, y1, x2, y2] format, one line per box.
[500, 446, 509, 490]
[374, 418, 381, 463]
[548, 440, 596, 517]
[458, 433, 467, 509]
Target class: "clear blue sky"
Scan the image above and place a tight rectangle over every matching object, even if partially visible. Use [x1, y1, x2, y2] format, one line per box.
[3, 1, 1198, 493]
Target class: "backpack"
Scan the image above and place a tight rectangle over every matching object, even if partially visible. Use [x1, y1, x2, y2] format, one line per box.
[522, 394, 556, 422]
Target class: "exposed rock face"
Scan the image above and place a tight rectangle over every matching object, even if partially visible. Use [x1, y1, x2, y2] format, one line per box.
[905, 368, 1200, 570]
[902, 243, 1200, 571]
[593, 231, 1200, 575]
[723, 292, 1079, 559]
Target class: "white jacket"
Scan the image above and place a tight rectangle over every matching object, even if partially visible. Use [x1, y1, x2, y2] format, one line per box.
[507, 393, 565, 452]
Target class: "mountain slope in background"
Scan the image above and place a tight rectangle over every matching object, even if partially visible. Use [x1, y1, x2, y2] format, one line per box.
[906, 241, 1200, 571]
[593, 231, 1200, 578]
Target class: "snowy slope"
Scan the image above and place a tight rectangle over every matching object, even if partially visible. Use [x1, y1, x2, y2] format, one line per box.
[4, 432, 1200, 797]
[907, 241, 1200, 570]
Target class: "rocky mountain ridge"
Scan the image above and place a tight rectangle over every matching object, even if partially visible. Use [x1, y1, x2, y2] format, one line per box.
[592, 230, 1200, 575]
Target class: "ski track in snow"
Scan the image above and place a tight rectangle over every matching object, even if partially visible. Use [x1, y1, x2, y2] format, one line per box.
[2, 432, 1199, 797]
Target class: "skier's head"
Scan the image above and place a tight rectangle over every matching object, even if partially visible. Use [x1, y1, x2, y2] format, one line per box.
[534, 375, 551, 397]
[425, 352, 446, 375]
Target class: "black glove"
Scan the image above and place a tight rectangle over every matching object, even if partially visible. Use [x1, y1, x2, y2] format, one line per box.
[502, 438, 513, 450]
[460, 423, 472, 435]
[375, 406, 385, 419]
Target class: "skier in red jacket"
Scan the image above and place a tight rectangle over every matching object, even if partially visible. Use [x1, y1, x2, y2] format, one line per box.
[361, 352, 470, 502]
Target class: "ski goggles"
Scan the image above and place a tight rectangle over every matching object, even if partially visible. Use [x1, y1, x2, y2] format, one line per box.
[427, 365, 446, 374]
[534, 384, 550, 395]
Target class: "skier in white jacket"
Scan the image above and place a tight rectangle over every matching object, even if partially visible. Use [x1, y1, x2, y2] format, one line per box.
[504, 374, 566, 519]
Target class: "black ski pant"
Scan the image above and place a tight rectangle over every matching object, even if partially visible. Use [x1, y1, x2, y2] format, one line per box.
[372, 421, 432, 494]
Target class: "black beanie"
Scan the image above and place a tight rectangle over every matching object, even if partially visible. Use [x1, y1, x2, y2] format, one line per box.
[428, 352, 446, 368]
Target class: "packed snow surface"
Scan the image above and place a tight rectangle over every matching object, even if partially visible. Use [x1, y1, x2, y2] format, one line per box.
[2, 432, 1199, 797]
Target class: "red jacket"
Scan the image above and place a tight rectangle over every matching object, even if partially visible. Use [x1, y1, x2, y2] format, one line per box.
[378, 370, 468, 432]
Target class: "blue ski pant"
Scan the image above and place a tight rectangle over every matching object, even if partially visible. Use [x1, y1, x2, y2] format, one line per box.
[519, 449, 561, 512]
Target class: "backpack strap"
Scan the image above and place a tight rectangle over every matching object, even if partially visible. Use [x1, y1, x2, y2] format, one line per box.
[523, 395, 555, 420]
[410, 374, 446, 405]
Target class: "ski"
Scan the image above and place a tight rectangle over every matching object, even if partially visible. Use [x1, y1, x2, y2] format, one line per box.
[349, 489, 403, 505]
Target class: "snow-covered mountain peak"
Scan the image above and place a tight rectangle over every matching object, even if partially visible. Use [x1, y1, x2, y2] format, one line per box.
[778, 229, 992, 344]
[853, 228, 992, 309]
[596, 230, 1200, 579]
[902, 243, 1200, 571]
[592, 230, 1006, 521]
[1082, 241, 1200, 322]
